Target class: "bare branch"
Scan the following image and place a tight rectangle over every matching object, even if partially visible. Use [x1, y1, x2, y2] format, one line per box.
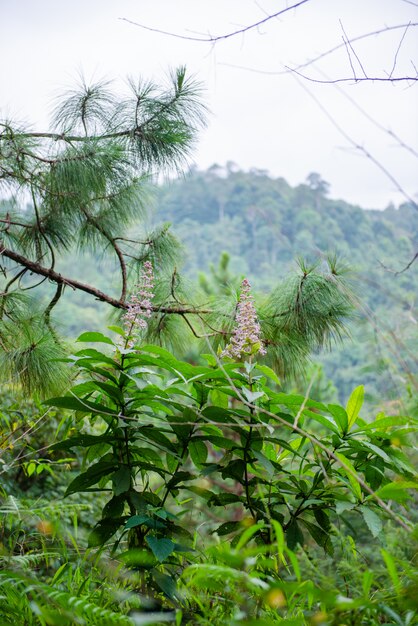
[400, 0, 418, 8]
[339, 19, 368, 79]
[379, 252, 418, 275]
[119, 0, 310, 43]
[222, 23, 418, 77]
[312, 67, 418, 160]
[0, 242, 213, 315]
[389, 21, 411, 78]
[290, 73, 418, 210]
[285, 67, 418, 83]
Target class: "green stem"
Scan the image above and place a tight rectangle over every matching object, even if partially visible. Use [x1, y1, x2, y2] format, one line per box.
[118, 352, 136, 516]
[243, 365, 257, 521]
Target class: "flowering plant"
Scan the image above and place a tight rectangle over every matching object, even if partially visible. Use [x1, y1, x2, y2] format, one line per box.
[122, 261, 155, 348]
[221, 278, 266, 360]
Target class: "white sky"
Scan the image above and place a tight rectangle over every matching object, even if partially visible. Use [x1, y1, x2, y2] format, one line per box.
[1, 0, 417, 208]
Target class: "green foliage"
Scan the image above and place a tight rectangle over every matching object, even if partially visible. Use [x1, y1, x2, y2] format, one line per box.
[16, 328, 411, 623]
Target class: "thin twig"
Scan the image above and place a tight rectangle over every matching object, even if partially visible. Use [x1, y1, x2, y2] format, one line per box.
[388, 21, 411, 78]
[119, 1, 310, 43]
[378, 251, 418, 275]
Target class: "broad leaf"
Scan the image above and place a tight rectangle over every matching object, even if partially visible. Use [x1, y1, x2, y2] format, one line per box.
[328, 404, 348, 434]
[77, 331, 114, 345]
[65, 460, 118, 496]
[335, 452, 362, 501]
[346, 385, 364, 430]
[88, 517, 124, 547]
[112, 466, 131, 496]
[146, 536, 175, 562]
[360, 506, 383, 538]
[189, 439, 208, 467]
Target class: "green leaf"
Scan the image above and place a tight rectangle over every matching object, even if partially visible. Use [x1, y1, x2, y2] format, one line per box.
[74, 348, 119, 367]
[207, 493, 243, 506]
[365, 458, 385, 491]
[44, 395, 114, 416]
[77, 331, 114, 345]
[202, 406, 237, 424]
[88, 517, 123, 547]
[360, 506, 383, 538]
[242, 388, 265, 403]
[313, 508, 331, 531]
[201, 353, 217, 366]
[51, 434, 117, 451]
[362, 415, 417, 431]
[213, 521, 241, 536]
[65, 460, 117, 496]
[125, 515, 165, 530]
[146, 536, 175, 562]
[107, 325, 125, 337]
[286, 520, 304, 550]
[302, 409, 339, 434]
[335, 500, 356, 515]
[189, 439, 208, 467]
[151, 571, 178, 599]
[328, 404, 348, 433]
[202, 434, 236, 450]
[166, 471, 195, 490]
[221, 460, 246, 482]
[112, 466, 131, 496]
[373, 481, 418, 503]
[252, 450, 275, 477]
[301, 520, 333, 555]
[102, 495, 126, 519]
[169, 409, 195, 440]
[346, 385, 364, 430]
[210, 388, 229, 408]
[93, 380, 124, 404]
[381, 549, 400, 590]
[335, 452, 362, 501]
[236, 522, 265, 550]
[254, 364, 280, 385]
[139, 427, 177, 453]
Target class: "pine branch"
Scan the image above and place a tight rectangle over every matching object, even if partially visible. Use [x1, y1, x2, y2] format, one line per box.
[0, 243, 211, 315]
[79, 206, 128, 300]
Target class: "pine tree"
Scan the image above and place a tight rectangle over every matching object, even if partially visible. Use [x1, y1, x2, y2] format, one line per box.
[0, 68, 354, 394]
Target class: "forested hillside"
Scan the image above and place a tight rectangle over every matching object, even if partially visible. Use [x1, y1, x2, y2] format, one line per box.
[154, 165, 418, 404]
[2, 165, 415, 405]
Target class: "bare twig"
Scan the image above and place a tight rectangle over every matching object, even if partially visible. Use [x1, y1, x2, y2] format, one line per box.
[222, 23, 418, 77]
[339, 19, 368, 79]
[290, 74, 418, 210]
[120, 1, 310, 43]
[311, 66, 418, 160]
[388, 21, 411, 78]
[284, 67, 418, 84]
[379, 251, 418, 275]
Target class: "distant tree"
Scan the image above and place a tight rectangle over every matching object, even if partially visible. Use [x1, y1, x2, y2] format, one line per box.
[306, 172, 330, 196]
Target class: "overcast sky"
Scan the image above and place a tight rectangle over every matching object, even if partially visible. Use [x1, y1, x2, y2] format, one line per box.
[1, 0, 417, 208]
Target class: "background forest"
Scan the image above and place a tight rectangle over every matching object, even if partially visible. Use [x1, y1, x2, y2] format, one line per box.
[3, 164, 415, 406]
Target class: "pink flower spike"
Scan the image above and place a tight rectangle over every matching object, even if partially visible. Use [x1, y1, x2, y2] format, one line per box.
[221, 278, 266, 361]
[122, 261, 155, 346]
